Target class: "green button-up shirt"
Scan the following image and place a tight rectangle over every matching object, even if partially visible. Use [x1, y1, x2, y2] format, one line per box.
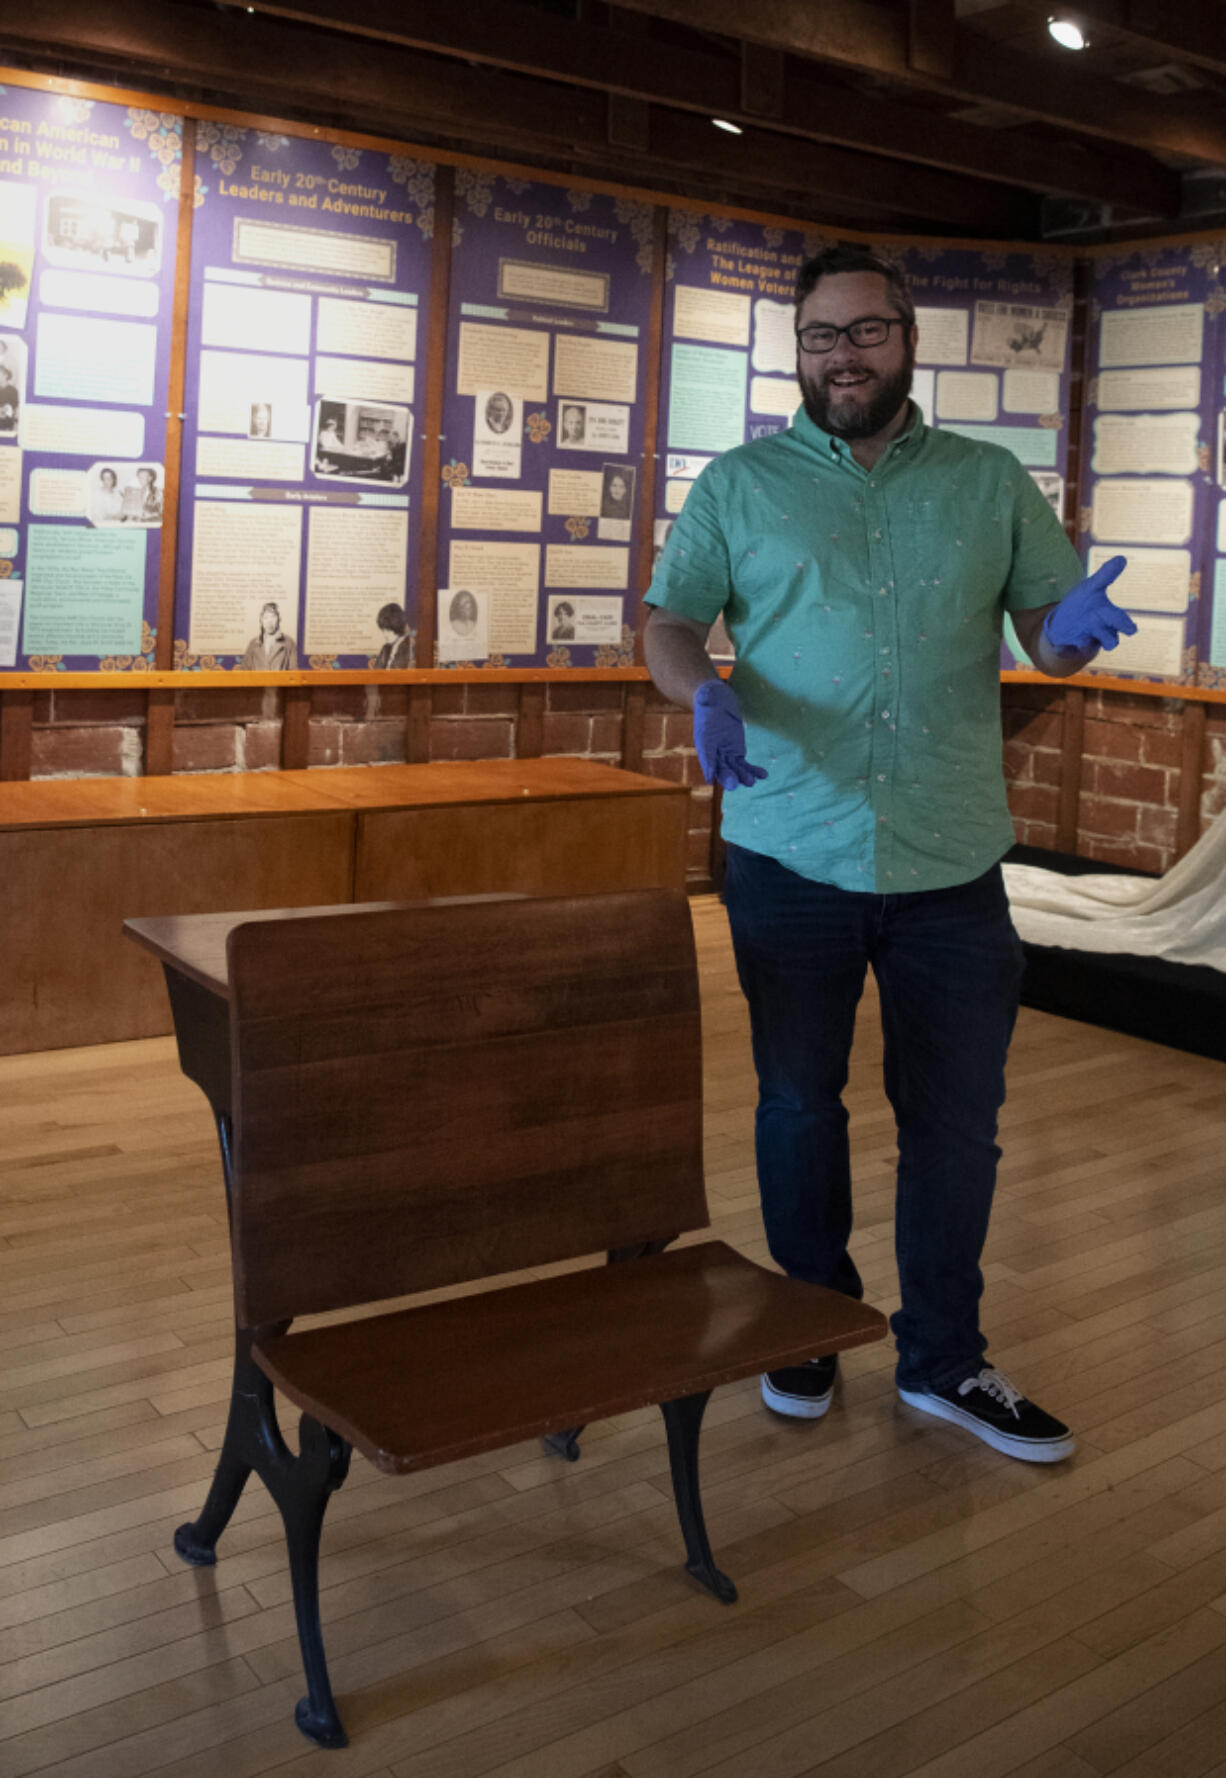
[646, 404, 1083, 893]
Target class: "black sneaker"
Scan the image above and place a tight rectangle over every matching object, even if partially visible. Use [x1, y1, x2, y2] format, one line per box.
[761, 1353, 838, 1419]
[898, 1366, 1074, 1463]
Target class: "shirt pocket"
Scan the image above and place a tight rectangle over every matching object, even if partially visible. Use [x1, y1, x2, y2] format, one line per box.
[899, 491, 1012, 619]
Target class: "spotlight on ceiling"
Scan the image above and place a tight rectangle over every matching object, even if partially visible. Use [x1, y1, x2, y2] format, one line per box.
[1048, 15, 1089, 50]
[712, 118, 743, 135]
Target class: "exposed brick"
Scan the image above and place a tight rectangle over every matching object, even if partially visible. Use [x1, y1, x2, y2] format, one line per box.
[241, 722, 282, 771]
[590, 713, 623, 755]
[1139, 726, 1184, 770]
[1138, 804, 1177, 851]
[1003, 707, 1062, 748]
[1079, 835, 1166, 874]
[1002, 739, 1034, 784]
[1011, 818, 1058, 850]
[642, 712, 667, 752]
[49, 689, 148, 726]
[31, 692, 52, 724]
[1083, 718, 1143, 763]
[547, 684, 625, 713]
[1031, 749, 1064, 787]
[1078, 795, 1140, 842]
[31, 726, 135, 778]
[175, 687, 274, 724]
[365, 686, 410, 719]
[1089, 759, 1169, 804]
[1006, 783, 1060, 824]
[310, 686, 366, 721]
[641, 751, 705, 787]
[341, 723, 406, 767]
[172, 725, 238, 773]
[307, 720, 342, 768]
[541, 711, 592, 754]
[431, 686, 467, 716]
[467, 684, 521, 716]
[429, 718, 514, 761]
[645, 685, 681, 710]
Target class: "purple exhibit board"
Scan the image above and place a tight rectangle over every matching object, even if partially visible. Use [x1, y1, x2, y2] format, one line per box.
[1082, 243, 1225, 689]
[173, 124, 434, 669]
[656, 209, 823, 641]
[436, 171, 655, 666]
[0, 89, 179, 671]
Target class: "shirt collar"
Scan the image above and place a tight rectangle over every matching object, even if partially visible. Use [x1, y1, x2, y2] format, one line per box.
[790, 399, 926, 466]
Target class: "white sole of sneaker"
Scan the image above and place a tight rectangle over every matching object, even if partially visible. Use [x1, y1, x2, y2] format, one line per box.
[897, 1386, 1075, 1463]
[761, 1374, 834, 1420]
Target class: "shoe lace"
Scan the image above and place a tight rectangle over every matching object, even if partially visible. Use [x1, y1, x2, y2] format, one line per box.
[958, 1367, 1023, 1418]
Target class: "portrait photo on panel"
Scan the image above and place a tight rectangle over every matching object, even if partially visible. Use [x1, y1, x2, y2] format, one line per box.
[239, 598, 298, 670]
[249, 402, 273, 440]
[85, 460, 165, 528]
[598, 462, 635, 541]
[43, 192, 163, 277]
[475, 389, 522, 443]
[437, 586, 489, 663]
[0, 333, 25, 439]
[548, 597, 576, 641]
[312, 397, 410, 486]
[373, 602, 413, 669]
[559, 401, 587, 447]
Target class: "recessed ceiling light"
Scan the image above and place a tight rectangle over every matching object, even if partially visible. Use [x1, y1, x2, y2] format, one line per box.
[712, 118, 743, 135]
[1048, 16, 1089, 50]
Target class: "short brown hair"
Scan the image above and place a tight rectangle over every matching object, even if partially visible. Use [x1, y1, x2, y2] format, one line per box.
[794, 245, 915, 328]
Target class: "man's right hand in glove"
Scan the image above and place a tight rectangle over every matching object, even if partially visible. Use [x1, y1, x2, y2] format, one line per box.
[692, 679, 769, 791]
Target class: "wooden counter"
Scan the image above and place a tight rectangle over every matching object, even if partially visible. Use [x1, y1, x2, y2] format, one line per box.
[0, 761, 687, 1054]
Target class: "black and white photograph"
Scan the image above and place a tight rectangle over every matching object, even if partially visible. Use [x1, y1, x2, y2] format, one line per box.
[598, 462, 635, 542]
[473, 387, 523, 478]
[239, 599, 298, 670]
[1029, 469, 1064, 519]
[437, 585, 489, 663]
[559, 402, 587, 446]
[312, 398, 410, 486]
[0, 333, 25, 440]
[43, 193, 163, 277]
[545, 593, 622, 647]
[549, 598, 576, 641]
[85, 460, 165, 528]
[373, 601, 413, 668]
[556, 397, 631, 454]
[248, 402, 273, 439]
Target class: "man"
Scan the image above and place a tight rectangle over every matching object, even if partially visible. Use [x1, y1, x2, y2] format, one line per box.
[645, 245, 1135, 1464]
[484, 392, 514, 435]
[561, 404, 586, 445]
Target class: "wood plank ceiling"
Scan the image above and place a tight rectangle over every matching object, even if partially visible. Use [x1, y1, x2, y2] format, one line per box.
[1, 0, 1224, 238]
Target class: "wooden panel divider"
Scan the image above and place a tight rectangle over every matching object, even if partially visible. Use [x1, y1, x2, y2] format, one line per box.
[154, 128, 197, 670]
[1056, 684, 1085, 853]
[0, 689, 33, 783]
[281, 686, 312, 770]
[632, 205, 670, 663]
[1176, 699, 1207, 860]
[414, 165, 455, 671]
[622, 680, 647, 773]
[144, 689, 176, 777]
[517, 683, 545, 758]
[406, 685, 432, 763]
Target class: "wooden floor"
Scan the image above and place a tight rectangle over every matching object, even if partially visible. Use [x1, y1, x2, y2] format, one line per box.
[3, 896, 1226, 1777]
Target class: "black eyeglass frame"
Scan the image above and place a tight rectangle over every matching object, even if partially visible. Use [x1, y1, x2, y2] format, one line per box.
[795, 316, 910, 354]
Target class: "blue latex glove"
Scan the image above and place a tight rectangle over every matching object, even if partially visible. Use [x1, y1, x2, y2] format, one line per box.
[1042, 556, 1136, 655]
[692, 680, 768, 792]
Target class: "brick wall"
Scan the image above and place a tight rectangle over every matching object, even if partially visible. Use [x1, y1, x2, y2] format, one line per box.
[19, 680, 1225, 883]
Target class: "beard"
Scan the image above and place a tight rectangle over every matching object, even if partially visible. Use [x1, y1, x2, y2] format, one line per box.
[798, 346, 915, 440]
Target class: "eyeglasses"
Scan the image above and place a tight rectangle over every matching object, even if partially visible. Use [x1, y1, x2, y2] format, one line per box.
[795, 317, 908, 354]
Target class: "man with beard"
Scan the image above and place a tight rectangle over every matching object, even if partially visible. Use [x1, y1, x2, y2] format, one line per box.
[644, 245, 1135, 1464]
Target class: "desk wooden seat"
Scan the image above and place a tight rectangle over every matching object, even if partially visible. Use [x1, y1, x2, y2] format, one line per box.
[166, 890, 886, 1750]
[0, 759, 686, 1054]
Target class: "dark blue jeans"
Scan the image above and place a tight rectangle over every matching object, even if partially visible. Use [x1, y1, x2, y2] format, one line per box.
[723, 843, 1024, 1391]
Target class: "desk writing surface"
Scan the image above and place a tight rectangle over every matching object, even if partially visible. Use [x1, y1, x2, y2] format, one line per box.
[124, 894, 526, 998]
[0, 759, 682, 832]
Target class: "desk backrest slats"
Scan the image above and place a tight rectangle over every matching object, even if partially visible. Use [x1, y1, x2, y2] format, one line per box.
[227, 890, 707, 1326]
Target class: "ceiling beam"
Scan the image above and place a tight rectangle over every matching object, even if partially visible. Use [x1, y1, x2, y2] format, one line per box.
[608, 0, 1226, 166]
[239, 0, 1174, 212]
[1009, 0, 1226, 80]
[0, 0, 1038, 232]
